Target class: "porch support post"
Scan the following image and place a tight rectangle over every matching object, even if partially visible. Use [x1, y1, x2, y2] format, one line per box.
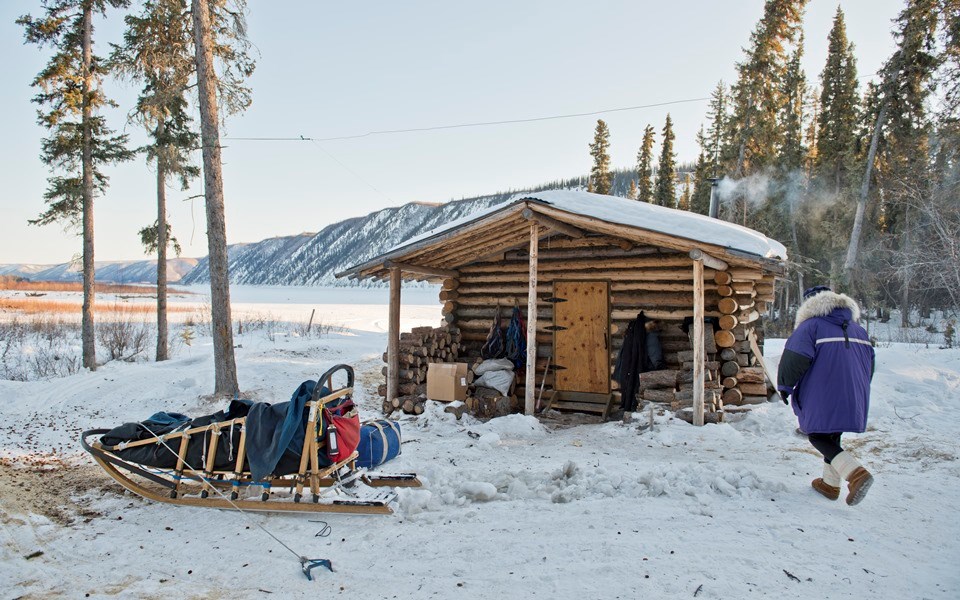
[692, 256, 705, 426]
[525, 222, 539, 415]
[387, 266, 401, 406]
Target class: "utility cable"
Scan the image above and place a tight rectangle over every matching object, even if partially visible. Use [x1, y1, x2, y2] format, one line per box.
[225, 96, 712, 143]
[307, 139, 394, 204]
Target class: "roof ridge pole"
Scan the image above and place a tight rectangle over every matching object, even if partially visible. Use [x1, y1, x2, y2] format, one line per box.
[525, 222, 539, 416]
[387, 266, 401, 407]
[691, 253, 706, 426]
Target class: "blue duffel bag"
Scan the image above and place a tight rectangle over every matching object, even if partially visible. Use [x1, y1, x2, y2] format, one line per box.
[356, 419, 402, 469]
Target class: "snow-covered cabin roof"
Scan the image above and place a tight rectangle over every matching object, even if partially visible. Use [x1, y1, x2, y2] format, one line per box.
[337, 190, 786, 282]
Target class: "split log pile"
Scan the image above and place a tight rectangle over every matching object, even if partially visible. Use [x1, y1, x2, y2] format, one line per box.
[712, 269, 777, 412]
[379, 324, 463, 416]
[464, 382, 520, 419]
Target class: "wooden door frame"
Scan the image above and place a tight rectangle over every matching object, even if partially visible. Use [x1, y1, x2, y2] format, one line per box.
[552, 279, 611, 394]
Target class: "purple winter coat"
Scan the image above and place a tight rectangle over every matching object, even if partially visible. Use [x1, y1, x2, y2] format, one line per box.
[777, 292, 875, 434]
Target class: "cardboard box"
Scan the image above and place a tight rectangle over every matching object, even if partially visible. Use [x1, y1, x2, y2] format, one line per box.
[426, 362, 469, 402]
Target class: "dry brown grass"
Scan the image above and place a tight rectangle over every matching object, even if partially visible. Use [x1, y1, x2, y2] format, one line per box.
[0, 276, 192, 295]
[0, 297, 194, 315]
[2, 279, 147, 294]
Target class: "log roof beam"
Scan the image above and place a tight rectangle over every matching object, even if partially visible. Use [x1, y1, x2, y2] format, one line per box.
[689, 249, 729, 272]
[522, 207, 585, 239]
[383, 261, 459, 280]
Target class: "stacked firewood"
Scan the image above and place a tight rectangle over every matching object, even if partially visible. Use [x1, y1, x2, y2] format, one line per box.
[713, 270, 776, 408]
[674, 327, 722, 416]
[636, 329, 723, 419]
[464, 384, 518, 419]
[379, 325, 462, 415]
[637, 369, 681, 404]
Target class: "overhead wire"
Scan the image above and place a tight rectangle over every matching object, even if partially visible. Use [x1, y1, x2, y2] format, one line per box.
[219, 72, 887, 197]
[224, 70, 886, 146]
[224, 96, 713, 143]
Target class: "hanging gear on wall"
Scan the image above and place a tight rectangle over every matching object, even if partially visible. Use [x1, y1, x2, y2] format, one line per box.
[505, 302, 527, 372]
[481, 302, 506, 360]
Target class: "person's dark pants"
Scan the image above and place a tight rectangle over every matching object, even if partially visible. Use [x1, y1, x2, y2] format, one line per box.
[808, 432, 843, 463]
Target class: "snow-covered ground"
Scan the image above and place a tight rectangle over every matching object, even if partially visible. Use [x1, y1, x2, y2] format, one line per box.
[2, 294, 959, 599]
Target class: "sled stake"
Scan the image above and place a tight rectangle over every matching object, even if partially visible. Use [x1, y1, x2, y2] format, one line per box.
[301, 557, 334, 580]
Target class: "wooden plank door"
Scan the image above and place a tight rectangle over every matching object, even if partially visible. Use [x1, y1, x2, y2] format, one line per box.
[553, 281, 610, 394]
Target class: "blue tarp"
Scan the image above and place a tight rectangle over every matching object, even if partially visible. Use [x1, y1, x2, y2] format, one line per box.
[245, 380, 328, 482]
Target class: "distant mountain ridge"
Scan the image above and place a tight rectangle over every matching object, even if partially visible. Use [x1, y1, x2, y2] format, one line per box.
[5, 168, 671, 287]
[0, 258, 199, 284]
[180, 169, 651, 286]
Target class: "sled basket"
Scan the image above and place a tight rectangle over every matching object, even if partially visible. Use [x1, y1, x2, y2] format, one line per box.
[81, 364, 420, 515]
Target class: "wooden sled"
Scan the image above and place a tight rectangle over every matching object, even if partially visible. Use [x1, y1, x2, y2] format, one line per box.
[81, 365, 420, 515]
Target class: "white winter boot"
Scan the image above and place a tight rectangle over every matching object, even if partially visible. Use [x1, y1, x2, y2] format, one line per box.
[811, 462, 841, 500]
[830, 451, 874, 506]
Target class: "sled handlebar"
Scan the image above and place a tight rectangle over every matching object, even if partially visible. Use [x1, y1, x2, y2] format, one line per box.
[311, 364, 354, 402]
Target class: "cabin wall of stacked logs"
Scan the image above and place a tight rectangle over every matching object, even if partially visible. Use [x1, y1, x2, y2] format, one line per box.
[380, 235, 777, 418]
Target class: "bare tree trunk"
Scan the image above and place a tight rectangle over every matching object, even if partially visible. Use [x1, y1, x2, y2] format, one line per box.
[192, 0, 238, 396]
[900, 206, 912, 327]
[843, 101, 888, 285]
[81, 3, 96, 371]
[156, 128, 169, 362]
[789, 191, 804, 294]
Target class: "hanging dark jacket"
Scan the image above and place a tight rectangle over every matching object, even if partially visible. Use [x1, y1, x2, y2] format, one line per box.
[614, 312, 649, 412]
[481, 308, 506, 360]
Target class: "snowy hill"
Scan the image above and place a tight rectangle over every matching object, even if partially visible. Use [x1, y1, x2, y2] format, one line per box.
[180, 169, 654, 287]
[180, 193, 518, 286]
[0, 258, 200, 284]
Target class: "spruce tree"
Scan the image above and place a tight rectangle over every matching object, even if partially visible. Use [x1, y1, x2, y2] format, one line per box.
[779, 36, 807, 170]
[880, 0, 938, 234]
[637, 125, 655, 203]
[111, 0, 201, 362]
[111, 0, 251, 366]
[588, 119, 612, 195]
[804, 90, 820, 175]
[18, 0, 135, 371]
[627, 179, 639, 200]
[654, 114, 677, 207]
[936, 1, 960, 179]
[882, 0, 939, 323]
[728, 0, 808, 177]
[817, 7, 860, 193]
[690, 126, 712, 215]
[706, 82, 729, 176]
[843, 0, 939, 317]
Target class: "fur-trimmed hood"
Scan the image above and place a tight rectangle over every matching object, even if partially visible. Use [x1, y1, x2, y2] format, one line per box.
[795, 291, 860, 327]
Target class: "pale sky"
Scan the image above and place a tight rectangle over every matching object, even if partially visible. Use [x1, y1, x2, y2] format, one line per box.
[1, 1, 904, 265]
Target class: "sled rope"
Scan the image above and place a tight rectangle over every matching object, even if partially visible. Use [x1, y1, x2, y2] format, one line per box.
[138, 421, 333, 578]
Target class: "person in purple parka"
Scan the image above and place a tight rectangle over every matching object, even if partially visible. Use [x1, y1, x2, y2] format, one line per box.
[777, 285, 876, 506]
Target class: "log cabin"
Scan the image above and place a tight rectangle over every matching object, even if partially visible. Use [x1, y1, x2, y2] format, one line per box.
[336, 190, 787, 425]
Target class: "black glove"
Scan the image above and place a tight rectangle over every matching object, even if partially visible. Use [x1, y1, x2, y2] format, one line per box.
[780, 392, 789, 405]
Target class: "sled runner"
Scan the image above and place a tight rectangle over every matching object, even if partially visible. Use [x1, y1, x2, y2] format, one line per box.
[81, 364, 420, 515]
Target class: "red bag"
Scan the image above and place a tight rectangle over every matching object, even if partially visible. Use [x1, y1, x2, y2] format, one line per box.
[323, 402, 360, 463]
